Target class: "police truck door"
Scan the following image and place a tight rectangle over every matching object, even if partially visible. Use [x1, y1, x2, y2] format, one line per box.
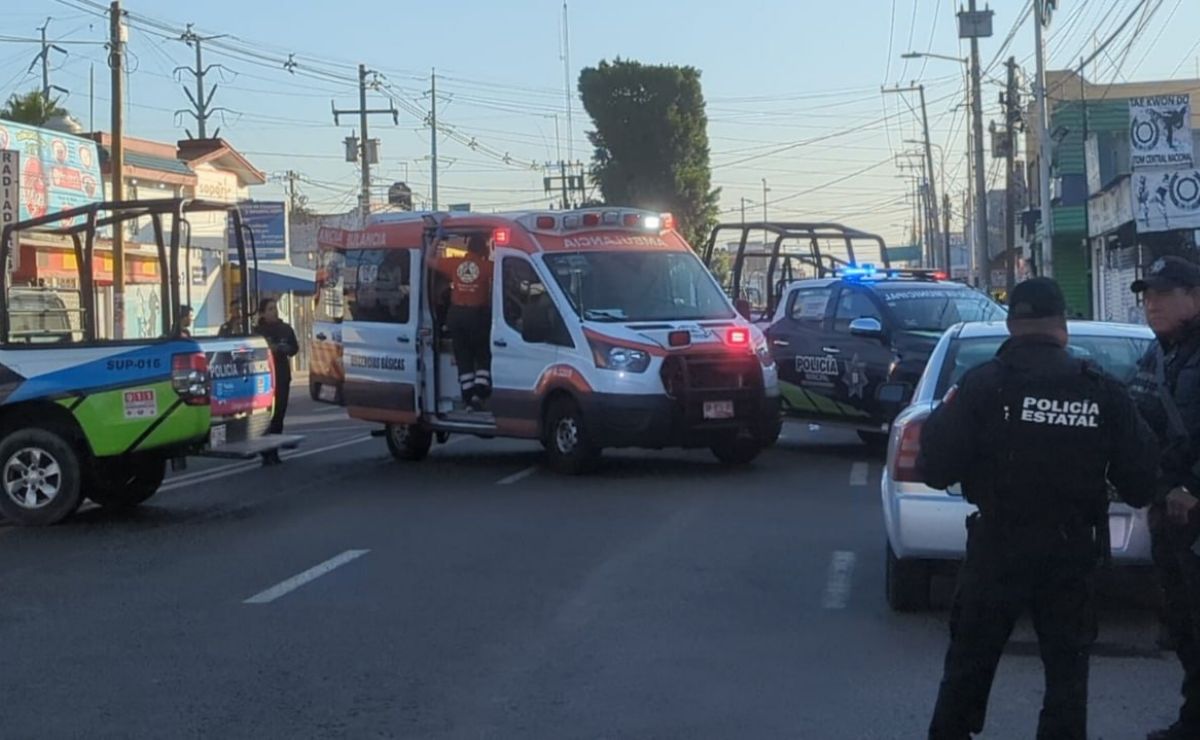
[768, 284, 842, 420]
[341, 244, 422, 422]
[827, 285, 893, 425]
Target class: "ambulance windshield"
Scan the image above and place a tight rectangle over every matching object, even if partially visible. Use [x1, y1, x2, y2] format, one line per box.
[545, 251, 734, 322]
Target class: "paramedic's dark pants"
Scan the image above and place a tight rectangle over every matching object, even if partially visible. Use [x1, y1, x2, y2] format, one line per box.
[1151, 504, 1200, 732]
[447, 304, 491, 402]
[268, 359, 291, 434]
[929, 518, 1097, 740]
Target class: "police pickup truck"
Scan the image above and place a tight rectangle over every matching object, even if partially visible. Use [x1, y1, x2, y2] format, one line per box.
[764, 266, 1005, 443]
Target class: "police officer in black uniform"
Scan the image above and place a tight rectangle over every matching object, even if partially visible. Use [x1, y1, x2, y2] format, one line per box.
[923, 277, 1158, 740]
[1129, 257, 1200, 740]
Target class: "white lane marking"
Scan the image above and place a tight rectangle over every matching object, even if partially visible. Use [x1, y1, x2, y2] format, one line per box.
[821, 550, 857, 609]
[497, 466, 538, 486]
[244, 549, 370, 604]
[849, 461, 869, 486]
[159, 435, 372, 492]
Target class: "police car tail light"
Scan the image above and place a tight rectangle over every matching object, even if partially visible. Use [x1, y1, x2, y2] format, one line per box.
[892, 415, 925, 483]
[172, 352, 210, 406]
[932, 271, 947, 280]
[493, 227, 511, 246]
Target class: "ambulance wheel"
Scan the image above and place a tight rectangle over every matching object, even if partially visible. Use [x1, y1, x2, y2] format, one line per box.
[386, 424, 432, 462]
[710, 436, 763, 465]
[87, 455, 165, 511]
[0, 426, 84, 526]
[544, 398, 599, 475]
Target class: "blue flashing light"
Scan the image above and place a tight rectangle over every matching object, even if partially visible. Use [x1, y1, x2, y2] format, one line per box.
[840, 263, 878, 279]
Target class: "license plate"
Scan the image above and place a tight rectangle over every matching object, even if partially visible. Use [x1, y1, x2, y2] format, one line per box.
[318, 384, 337, 402]
[209, 424, 227, 449]
[703, 400, 735, 420]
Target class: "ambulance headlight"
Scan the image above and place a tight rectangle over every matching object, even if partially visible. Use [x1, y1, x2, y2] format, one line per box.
[588, 337, 652, 373]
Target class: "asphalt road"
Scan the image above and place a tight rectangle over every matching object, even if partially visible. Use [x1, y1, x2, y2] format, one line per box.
[0, 395, 1185, 739]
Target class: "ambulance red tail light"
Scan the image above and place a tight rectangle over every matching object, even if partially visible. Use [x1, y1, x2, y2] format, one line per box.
[891, 414, 926, 483]
[493, 227, 511, 246]
[623, 213, 640, 227]
[582, 212, 601, 227]
[171, 351, 210, 406]
[535, 216, 556, 229]
[726, 328, 750, 347]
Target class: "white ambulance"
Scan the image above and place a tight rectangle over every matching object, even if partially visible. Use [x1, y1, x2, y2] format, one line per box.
[334, 208, 781, 473]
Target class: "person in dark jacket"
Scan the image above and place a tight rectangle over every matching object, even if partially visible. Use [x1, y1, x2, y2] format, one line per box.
[174, 305, 193, 338]
[922, 277, 1159, 740]
[256, 298, 299, 464]
[1129, 257, 1200, 740]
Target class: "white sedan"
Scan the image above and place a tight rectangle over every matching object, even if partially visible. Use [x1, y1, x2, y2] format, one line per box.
[880, 320, 1155, 611]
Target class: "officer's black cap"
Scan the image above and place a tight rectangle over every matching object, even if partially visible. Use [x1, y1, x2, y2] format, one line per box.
[1131, 256, 1200, 293]
[1008, 277, 1066, 320]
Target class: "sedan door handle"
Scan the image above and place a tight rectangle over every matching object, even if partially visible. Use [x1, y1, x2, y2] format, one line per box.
[397, 335, 411, 344]
[772, 339, 790, 347]
[315, 332, 328, 341]
[822, 346, 842, 354]
[493, 339, 508, 348]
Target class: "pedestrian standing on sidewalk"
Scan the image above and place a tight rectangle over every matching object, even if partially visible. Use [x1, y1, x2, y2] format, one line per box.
[1128, 257, 1200, 740]
[256, 297, 299, 465]
[921, 277, 1158, 740]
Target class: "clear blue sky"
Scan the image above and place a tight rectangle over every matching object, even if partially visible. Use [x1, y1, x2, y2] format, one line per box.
[4, 0, 1199, 245]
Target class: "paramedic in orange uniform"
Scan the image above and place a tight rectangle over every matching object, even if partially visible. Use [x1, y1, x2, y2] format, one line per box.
[447, 233, 494, 410]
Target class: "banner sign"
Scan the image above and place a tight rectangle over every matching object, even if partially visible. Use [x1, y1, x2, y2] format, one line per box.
[1133, 169, 1200, 233]
[227, 200, 287, 262]
[0, 122, 102, 225]
[1130, 95, 1193, 169]
[1, 150, 18, 270]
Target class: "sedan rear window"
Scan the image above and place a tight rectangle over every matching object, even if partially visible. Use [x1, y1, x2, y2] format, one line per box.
[936, 334, 1152, 396]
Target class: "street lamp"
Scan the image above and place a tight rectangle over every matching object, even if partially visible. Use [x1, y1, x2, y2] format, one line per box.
[901, 51, 968, 65]
[901, 49, 985, 288]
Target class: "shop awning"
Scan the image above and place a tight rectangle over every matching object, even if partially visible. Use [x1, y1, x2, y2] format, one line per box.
[250, 262, 316, 295]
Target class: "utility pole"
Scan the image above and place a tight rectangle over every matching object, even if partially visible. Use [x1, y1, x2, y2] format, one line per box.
[741, 197, 747, 226]
[1033, 0, 1054, 276]
[963, 0, 992, 292]
[761, 178, 769, 248]
[430, 70, 439, 211]
[943, 192, 952, 276]
[109, 1, 125, 339]
[884, 84, 940, 268]
[332, 65, 398, 220]
[1004, 56, 1021, 294]
[175, 26, 230, 139]
[31, 18, 68, 103]
[542, 161, 584, 209]
[561, 2, 574, 163]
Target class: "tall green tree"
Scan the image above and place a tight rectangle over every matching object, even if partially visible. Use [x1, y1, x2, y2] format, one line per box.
[0, 90, 68, 127]
[578, 59, 720, 248]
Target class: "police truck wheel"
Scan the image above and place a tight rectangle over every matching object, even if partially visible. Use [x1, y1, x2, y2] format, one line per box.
[385, 424, 432, 462]
[544, 398, 599, 475]
[710, 436, 763, 465]
[886, 541, 932, 612]
[87, 455, 166, 512]
[0, 427, 83, 527]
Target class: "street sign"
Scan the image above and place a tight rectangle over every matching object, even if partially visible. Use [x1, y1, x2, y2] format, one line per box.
[1, 149, 19, 272]
[448, 203, 471, 212]
[227, 201, 288, 263]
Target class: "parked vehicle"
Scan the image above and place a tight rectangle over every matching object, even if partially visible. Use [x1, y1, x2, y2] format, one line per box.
[0, 199, 302, 525]
[880, 320, 1155, 611]
[338, 208, 782, 472]
[765, 266, 1005, 443]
